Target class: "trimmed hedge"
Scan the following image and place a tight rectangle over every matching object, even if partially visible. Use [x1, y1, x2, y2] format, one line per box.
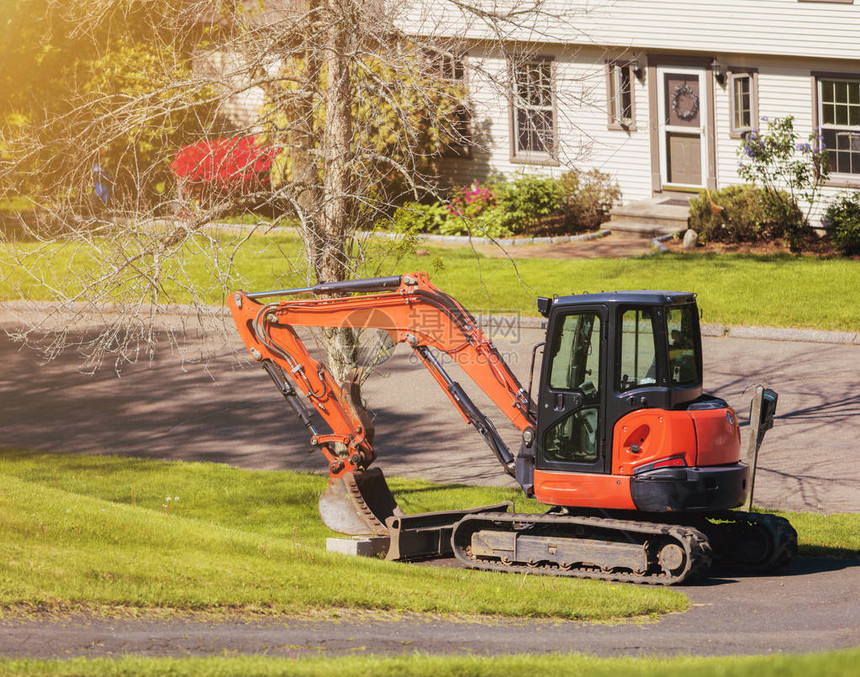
[389, 170, 620, 239]
[688, 185, 803, 244]
[825, 193, 860, 256]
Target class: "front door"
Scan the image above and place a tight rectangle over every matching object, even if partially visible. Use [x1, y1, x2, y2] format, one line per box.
[657, 67, 709, 189]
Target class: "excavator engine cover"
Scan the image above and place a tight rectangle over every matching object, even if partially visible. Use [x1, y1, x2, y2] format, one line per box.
[318, 468, 404, 536]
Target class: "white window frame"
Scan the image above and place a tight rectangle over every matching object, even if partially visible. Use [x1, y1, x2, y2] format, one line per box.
[429, 52, 472, 158]
[728, 69, 758, 138]
[510, 57, 558, 165]
[817, 75, 860, 178]
[606, 61, 636, 130]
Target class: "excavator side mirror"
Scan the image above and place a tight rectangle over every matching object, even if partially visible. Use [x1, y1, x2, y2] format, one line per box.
[537, 297, 552, 317]
[758, 388, 778, 434]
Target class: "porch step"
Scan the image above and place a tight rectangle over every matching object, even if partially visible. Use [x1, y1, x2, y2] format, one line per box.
[607, 198, 691, 239]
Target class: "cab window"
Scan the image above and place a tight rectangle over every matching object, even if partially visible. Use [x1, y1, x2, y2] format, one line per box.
[544, 312, 601, 464]
[618, 308, 656, 391]
[667, 305, 700, 386]
[548, 312, 601, 394]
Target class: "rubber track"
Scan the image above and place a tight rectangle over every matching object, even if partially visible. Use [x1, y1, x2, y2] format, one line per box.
[704, 511, 798, 572]
[451, 512, 712, 585]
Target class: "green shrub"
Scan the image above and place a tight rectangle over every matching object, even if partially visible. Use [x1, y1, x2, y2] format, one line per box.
[558, 169, 621, 233]
[736, 116, 827, 252]
[438, 212, 514, 239]
[494, 175, 564, 234]
[442, 181, 514, 238]
[384, 170, 620, 239]
[689, 184, 803, 244]
[825, 193, 860, 256]
[390, 202, 450, 234]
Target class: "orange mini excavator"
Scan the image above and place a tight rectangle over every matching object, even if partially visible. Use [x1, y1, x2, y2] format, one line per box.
[228, 271, 796, 584]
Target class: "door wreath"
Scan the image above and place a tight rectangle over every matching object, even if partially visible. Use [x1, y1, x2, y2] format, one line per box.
[671, 82, 699, 121]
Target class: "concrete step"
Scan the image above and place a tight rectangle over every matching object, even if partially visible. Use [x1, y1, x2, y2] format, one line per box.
[607, 198, 691, 238]
[606, 217, 687, 238]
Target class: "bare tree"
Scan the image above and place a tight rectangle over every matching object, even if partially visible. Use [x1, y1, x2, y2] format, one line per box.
[1, 0, 598, 377]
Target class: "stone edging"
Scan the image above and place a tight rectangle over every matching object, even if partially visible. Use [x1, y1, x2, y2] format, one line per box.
[208, 221, 613, 247]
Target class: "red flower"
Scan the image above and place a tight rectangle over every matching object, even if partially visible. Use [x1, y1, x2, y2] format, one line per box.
[171, 136, 279, 199]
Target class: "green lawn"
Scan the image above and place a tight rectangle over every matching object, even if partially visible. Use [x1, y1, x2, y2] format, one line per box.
[0, 450, 856, 621]
[0, 450, 683, 620]
[2, 647, 859, 677]
[767, 508, 860, 558]
[2, 232, 858, 331]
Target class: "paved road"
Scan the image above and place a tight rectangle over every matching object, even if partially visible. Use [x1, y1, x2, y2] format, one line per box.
[1, 315, 857, 513]
[0, 311, 858, 659]
[0, 556, 857, 659]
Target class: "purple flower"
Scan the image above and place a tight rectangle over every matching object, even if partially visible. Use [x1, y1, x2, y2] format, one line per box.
[760, 116, 768, 122]
[796, 142, 812, 153]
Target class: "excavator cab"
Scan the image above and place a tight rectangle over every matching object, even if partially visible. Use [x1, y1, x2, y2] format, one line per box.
[518, 291, 747, 513]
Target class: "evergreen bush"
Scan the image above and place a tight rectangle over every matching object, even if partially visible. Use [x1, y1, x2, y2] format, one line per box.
[825, 193, 860, 256]
[688, 185, 802, 244]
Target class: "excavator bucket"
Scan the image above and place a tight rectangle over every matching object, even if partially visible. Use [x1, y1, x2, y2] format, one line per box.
[318, 468, 404, 536]
[319, 467, 513, 561]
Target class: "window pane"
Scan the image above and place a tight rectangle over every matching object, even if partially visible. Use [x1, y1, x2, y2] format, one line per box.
[514, 60, 554, 154]
[666, 306, 700, 387]
[620, 67, 632, 119]
[544, 409, 599, 463]
[610, 64, 634, 124]
[548, 313, 601, 392]
[618, 309, 656, 392]
[820, 79, 860, 175]
[545, 311, 601, 465]
[733, 75, 751, 130]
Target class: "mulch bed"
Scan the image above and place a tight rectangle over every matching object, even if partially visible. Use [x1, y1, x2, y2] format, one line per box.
[664, 232, 853, 258]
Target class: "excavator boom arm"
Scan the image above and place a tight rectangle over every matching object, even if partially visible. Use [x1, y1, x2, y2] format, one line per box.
[228, 272, 535, 480]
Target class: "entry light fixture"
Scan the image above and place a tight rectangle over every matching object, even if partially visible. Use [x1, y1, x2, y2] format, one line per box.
[711, 59, 727, 86]
[630, 58, 645, 81]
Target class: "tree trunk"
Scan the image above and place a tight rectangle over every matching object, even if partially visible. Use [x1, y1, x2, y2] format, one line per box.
[317, 0, 358, 382]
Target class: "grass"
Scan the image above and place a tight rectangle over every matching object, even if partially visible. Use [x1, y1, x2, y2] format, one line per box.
[0, 450, 856, 620]
[0, 450, 683, 620]
[1, 647, 859, 677]
[0, 196, 35, 214]
[766, 508, 860, 558]
[2, 232, 859, 331]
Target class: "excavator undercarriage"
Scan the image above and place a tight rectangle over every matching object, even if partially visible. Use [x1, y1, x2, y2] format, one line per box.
[228, 272, 797, 584]
[316, 468, 795, 585]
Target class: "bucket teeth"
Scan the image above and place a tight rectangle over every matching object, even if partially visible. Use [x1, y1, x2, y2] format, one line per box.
[318, 468, 404, 536]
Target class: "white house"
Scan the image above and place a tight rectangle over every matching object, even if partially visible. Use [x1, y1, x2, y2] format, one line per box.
[412, 0, 860, 221]
[201, 0, 859, 223]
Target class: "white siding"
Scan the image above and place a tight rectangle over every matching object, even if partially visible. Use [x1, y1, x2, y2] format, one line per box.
[439, 48, 656, 199]
[711, 56, 855, 222]
[582, 1, 860, 61]
[444, 48, 858, 217]
[193, 50, 266, 133]
[399, 0, 860, 61]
